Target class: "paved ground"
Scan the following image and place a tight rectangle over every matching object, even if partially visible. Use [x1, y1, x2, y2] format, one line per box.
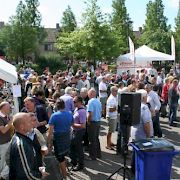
[44, 113, 180, 180]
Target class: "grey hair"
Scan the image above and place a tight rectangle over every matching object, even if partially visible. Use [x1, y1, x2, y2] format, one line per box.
[89, 87, 96, 93]
[80, 87, 88, 94]
[110, 86, 118, 93]
[65, 87, 72, 95]
[144, 84, 152, 90]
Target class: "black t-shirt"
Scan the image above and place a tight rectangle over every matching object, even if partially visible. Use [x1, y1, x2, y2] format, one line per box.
[21, 105, 49, 134]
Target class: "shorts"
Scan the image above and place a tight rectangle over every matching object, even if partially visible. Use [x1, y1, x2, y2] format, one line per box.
[100, 97, 107, 109]
[107, 117, 117, 133]
[54, 145, 68, 163]
[53, 132, 70, 163]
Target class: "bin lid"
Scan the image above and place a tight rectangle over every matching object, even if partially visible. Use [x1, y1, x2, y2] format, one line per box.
[132, 138, 175, 152]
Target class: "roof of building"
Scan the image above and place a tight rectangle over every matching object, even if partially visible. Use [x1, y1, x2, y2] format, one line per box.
[43, 28, 59, 43]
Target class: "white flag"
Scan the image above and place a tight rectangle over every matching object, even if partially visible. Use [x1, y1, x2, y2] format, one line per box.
[128, 37, 135, 62]
[171, 35, 175, 61]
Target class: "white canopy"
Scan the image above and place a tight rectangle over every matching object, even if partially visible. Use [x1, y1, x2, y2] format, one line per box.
[117, 45, 175, 62]
[0, 58, 18, 83]
[117, 45, 175, 74]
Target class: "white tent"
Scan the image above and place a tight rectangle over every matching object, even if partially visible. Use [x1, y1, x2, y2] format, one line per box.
[117, 45, 175, 74]
[0, 58, 19, 113]
[0, 58, 18, 83]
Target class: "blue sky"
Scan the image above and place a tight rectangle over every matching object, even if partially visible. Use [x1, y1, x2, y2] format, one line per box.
[0, 0, 179, 30]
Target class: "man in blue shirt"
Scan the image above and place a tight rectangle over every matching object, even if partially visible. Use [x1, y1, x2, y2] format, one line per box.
[87, 88, 102, 160]
[60, 87, 74, 113]
[48, 99, 73, 180]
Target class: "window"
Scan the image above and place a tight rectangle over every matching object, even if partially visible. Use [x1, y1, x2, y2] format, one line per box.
[44, 44, 53, 51]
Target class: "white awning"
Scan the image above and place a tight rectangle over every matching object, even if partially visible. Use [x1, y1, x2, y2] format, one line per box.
[0, 58, 18, 84]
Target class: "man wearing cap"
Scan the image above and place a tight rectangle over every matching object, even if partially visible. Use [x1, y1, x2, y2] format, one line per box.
[131, 89, 154, 141]
[131, 89, 154, 173]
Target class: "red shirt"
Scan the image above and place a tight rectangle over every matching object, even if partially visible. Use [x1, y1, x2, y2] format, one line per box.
[161, 83, 169, 102]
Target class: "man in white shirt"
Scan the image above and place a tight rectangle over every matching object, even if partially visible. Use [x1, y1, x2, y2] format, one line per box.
[131, 89, 154, 141]
[145, 84, 162, 137]
[99, 76, 108, 118]
[131, 89, 154, 174]
[157, 72, 163, 85]
[106, 86, 118, 150]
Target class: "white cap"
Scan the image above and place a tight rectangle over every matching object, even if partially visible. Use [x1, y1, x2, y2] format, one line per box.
[136, 89, 147, 99]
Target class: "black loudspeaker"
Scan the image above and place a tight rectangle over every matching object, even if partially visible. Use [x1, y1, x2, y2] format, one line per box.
[120, 92, 141, 126]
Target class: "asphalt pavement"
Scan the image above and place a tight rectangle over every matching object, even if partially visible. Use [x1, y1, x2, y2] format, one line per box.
[44, 112, 180, 180]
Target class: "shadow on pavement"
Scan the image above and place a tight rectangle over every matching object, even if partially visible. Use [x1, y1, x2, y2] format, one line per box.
[160, 118, 180, 179]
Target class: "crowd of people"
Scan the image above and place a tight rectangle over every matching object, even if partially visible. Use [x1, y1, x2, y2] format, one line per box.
[0, 63, 179, 179]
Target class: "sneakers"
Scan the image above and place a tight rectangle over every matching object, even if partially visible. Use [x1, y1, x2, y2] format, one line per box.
[72, 164, 84, 171]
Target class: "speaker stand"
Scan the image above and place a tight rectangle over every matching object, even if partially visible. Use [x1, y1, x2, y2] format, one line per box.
[106, 122, 131, 180]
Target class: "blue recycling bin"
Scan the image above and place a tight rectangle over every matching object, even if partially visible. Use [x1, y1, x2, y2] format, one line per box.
[131, 143, 180, 180]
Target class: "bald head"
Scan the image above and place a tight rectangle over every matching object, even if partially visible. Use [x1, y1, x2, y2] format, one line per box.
[0, 101, 11, 115]
[0, 102, 9, 110]
[88, 88, 96, 99]
[13, 113, 27, 129]
[13, 113, 32, 134]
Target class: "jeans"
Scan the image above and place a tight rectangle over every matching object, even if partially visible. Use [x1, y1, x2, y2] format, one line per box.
[169, 104, 178, 125]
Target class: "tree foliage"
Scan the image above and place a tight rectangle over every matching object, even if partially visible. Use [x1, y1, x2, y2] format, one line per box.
[25, 0, 41, 26]
[61, 5, 77, 32]
[111, 0, 134, 53]
[174, 7, 180, 61]
[139, 0, 171, 53]
[81, 0, 117, 62]
[0, 0, 45, 64]
[56, 0, 118, 65]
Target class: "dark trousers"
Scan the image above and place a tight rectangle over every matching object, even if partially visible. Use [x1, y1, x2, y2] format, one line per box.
[131, 150, 135, 174]
[87, 121, 101, 159]
[169, 104, 178, 125]
[117, 124, 130, 154]
[70, 129, 85, 166]
[83, 122, 89, 146]
[152, 112, 162, 137]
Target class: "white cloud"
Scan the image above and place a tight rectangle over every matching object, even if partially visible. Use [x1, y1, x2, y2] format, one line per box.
[166, 0, 179, 8]
[101, 7, 112, 14]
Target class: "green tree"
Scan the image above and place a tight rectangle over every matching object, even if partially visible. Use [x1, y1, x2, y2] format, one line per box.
[25, 0, 46, 45]
[80, 0, 117, 65]
[0, 31, 6, 56]
[111, 0, 134, 53]
[25, 0, 41, 26]
[0, 1, 37, 63]
[56, 0, 117, 65]
[174, 4, 180, 61]
[0, 0, 45, 64]
[139, 0, 171, 53]
[61, 5, 77, 32]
